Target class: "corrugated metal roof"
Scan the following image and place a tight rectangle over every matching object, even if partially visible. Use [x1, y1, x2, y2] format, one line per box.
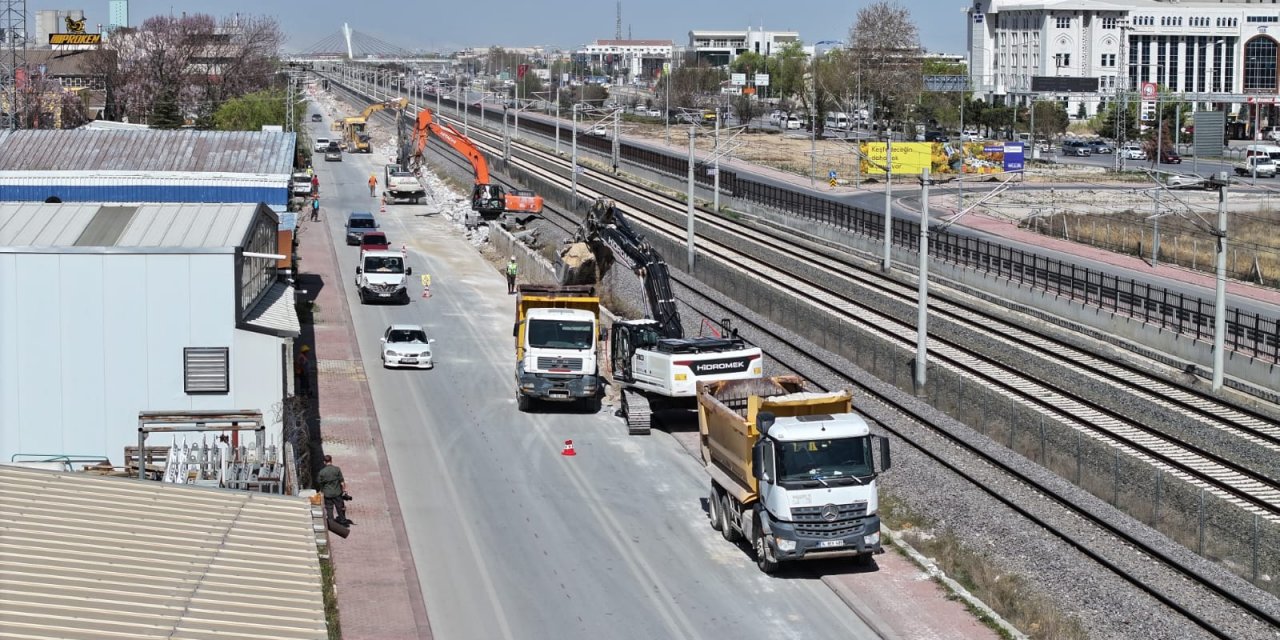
[242, 282, 301, 338]
[0, 202, 269, 249]
[0, 130, 296, 175]
[0, 466, 328, 640]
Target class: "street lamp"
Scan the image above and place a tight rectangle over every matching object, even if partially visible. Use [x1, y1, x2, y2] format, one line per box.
[882, 130, 894, 272]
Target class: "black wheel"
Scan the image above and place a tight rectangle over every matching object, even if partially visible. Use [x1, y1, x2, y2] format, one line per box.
[853, 553, 875, 568]
[517, 393, 532, 412]
[580, 396, 601, 413]
[709, 488, 723, 532]
[719, 496, 739, 543]
[753, 525, 779, 574]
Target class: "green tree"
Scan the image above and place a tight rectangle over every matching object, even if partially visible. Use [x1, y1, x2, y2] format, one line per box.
[150, 86, 184, 128]
[212, 88, 299, 131]
[848, 1, 922, 123]
[1098, 100, 1140, 141]
[731, 51, 767, 75]
[767, 42, 808, 102]
[1030, 101, 1069, 139]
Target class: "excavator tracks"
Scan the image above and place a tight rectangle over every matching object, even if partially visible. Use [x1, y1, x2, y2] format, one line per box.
[620, 388, 652, 436]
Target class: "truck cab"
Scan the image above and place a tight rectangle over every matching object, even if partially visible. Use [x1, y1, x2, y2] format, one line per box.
[1235, 155, 1278, 178]
[384, 164, 427, 204]
[514, 285, 601, 411]
[355, 250, 412, 304]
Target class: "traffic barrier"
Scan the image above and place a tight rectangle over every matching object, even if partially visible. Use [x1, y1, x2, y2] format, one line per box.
[561, 440, 576, 456]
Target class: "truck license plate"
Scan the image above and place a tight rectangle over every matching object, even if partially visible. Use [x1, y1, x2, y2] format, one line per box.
[402, 358, 417, 364]
[818, 540, 844, 548]
[379, 293, 391, 298]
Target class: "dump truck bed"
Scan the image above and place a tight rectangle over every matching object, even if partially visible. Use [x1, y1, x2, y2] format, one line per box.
[698, 376, 854, 498]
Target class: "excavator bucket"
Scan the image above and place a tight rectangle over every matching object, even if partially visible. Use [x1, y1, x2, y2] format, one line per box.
[556, 242, 598, 286]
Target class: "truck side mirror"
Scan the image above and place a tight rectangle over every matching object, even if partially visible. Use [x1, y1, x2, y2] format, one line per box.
[512, 321, 520, 338]
[878, 436, 892, 473]
[405, 267, 413, 276]
[751, 442, 771, 484]
[757, 411, 775, 437]
[356, 266, 363, 274]
[598, 326, 609, 341]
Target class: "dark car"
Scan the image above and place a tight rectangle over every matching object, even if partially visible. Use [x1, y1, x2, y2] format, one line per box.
[359, 231, 390, 252]
[923, 130, 948, 143]
[345, 212, 378, 245]
[1159, 148, 1182, 164]
[311, 114, 323, 122]
[1062, 141, 1091, 157]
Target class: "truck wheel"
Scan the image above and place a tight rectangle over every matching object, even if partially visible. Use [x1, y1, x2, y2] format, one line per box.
[517, 392, 532, 413]
[719, 496, 740, 543]
[709, 488, 723, 532]
[752, 526, 780, 574]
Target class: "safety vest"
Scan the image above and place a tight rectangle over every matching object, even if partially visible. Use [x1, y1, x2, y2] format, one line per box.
[506, 262, 518, 276]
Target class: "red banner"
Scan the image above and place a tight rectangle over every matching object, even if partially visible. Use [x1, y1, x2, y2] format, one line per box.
[517, 64, 529, 80]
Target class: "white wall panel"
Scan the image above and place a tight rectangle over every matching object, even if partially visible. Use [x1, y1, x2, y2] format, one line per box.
[57, 254, 107, 457]
[0, 255, 20, 457]
[15, 254, 63, 456]
[143, 255, 193, 410]
[101, 255, 150, 461]
[233, 329, 287, 444]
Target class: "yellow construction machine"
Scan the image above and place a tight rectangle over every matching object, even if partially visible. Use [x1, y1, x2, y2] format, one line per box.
[340, 98, 408, 153]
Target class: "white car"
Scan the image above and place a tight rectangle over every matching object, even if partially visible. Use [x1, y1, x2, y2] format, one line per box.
[643, 108, 662, 117]
[313, 137, 331, 153]
[1121, 144, 1147, 160]
[381, 324, 435, 369]
[587, 124, 608, 137]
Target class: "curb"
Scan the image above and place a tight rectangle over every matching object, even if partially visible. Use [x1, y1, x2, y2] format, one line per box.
[882, 524, 1027, 639]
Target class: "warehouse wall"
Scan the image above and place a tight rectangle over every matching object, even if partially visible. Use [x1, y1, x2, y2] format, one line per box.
[0, 251, 286, 464]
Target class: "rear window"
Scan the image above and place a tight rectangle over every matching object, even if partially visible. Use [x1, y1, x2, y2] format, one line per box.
[348, 217, 376, 229]
[362, 233, 387, 244]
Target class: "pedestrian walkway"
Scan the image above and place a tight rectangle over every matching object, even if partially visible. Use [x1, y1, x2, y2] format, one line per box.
[298, 217, 433, 640]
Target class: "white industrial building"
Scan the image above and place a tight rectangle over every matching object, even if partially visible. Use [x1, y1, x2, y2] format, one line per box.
[968, 0, 1280, 126]
[689, 28, 801, 66]
[578, 39, 673, 83]
[0, 202, 299, 466]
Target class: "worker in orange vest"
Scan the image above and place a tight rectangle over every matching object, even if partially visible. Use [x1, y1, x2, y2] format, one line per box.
[368, 173, 378, 197]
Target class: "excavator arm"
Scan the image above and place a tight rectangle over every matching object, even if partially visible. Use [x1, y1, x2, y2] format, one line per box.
[559, 199, 682, 339]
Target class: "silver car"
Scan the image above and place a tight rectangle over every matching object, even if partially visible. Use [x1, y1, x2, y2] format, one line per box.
[381, 324, 435, 369]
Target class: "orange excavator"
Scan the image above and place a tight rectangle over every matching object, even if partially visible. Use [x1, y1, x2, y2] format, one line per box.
[401, 108, 543, 217]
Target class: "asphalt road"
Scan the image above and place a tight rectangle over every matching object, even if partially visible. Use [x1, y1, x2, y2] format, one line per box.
[307, 119, 880, 640]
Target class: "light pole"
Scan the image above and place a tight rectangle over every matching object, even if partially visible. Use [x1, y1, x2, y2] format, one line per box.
[809, 113, 817, 188]
[713, 112, 721, 211]
[883, 132, 894, 272]
[555, 85, 562, 154]
[571, 103, 579, 201]
[1212, 173, 1228, 391]
[915, 167, 931, 392]
[686, 125, 697, 271]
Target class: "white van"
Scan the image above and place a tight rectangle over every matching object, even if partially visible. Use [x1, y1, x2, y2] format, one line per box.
[784, 115, 803, 130]
[1244, 143, 1280, 161]
[825, 112, 850, 130]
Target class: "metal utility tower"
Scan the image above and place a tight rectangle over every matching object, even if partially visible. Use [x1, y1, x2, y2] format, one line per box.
[1, 0, 27, 130]
[615, 2, 622, 40]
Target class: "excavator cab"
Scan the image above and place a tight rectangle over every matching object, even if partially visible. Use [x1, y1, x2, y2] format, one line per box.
[471, 184, 507, 215]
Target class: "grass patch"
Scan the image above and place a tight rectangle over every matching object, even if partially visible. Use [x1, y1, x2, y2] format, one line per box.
[879, 494, 1088, 640]
[321, 556, 342, 639]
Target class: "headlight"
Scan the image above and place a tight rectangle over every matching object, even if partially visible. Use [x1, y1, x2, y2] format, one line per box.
[385, 350, 399, 357]
[864, 532, 880, 546]
[775, 539, 796, 552]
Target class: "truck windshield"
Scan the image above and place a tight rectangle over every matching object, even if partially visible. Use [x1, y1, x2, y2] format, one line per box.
[363, 256, 404, 273]
[528, 319, 594, 350]
[776, 437, 873, 482]
[349, 218, 376, 229]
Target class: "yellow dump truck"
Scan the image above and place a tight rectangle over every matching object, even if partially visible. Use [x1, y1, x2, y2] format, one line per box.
[514, 284, 601, 412]
[699, 376, 891, 573]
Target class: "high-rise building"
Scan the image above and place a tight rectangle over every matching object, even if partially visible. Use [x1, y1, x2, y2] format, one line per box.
[108, 0, 128, 34]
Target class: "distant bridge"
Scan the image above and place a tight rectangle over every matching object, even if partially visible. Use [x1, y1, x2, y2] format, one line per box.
[290, 23, 455, 68]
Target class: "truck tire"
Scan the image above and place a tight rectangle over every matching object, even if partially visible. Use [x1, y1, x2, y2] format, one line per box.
[709, 487, 723, 532]
[517, 392, 532, 413]
[752, 524, 779, 574]
[720, 496, 740, 543]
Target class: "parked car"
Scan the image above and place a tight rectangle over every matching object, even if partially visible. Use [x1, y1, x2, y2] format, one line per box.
[311, 114, 323, 122]
[923, 130, 948, 143]
[962, 129, 981, 141]
[587, 124, 608, 137]
[381, 324, 435, 369]
[325, 147, 342, 162]
[1085, 140, 1114, 154]
[1167, 174, 1211, 190]
[783, 115, 802, 130]
[1062, 141, 1092, 157]
[359, 231, 390, 252]
[313, 137, 331, 153]
[345, 212, 378, 245]
[643, 108, 662, 117]
[1121, 144, 1147, 160]
[1158, 148, 1182, 164]
[291, 171, 314, 197]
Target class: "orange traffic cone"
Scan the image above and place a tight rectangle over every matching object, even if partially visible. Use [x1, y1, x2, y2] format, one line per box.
[380, 199, 387, 213]
[401, 244, 407, 256]
[421, 287, 431, 299]
[561, 440, 576, 456]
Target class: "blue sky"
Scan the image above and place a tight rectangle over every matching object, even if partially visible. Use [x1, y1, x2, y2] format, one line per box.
[87, 0, 967, 55]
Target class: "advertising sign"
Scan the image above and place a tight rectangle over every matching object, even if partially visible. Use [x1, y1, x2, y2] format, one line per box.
[731, 73, 747, 86]
[754, 73, 770, 87]
[49, 13, 101, 47]
[1003, 143, 1025, 171]
[860, 141, 1022, 176]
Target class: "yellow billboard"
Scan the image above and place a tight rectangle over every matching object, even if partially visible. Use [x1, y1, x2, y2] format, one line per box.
[859, 141, 1015, 176]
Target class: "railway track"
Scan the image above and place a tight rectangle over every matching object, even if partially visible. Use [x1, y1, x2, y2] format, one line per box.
[330, 80, 1280, 635]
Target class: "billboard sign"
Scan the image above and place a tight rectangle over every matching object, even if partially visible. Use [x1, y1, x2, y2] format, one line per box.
[731, 73, 746, 86]
[1003, 143, 1025, 171]
[1030, 76, 1099, 92]
[754, 73, 769, 86]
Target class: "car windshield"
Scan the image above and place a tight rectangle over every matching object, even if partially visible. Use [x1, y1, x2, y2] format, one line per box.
[363, 256, 404, 273]
[388, 329, 427, 343]
[527, 319, 594, 350]
[349, 218, 376, 229]
[775, 437, 874, 483]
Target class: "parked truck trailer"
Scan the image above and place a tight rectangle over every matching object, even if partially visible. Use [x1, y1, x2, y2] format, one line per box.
[699, 376, 891, 573]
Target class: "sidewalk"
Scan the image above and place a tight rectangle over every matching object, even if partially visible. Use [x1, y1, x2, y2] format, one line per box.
[297, 217, 433, 639]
